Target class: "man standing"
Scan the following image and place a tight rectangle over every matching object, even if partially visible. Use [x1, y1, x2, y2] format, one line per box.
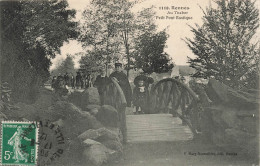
[110, 63, 132, 107]
[94, 66, 111, 105]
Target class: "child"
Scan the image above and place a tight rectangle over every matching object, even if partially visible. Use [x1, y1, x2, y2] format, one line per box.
[133, 79, 148, 114]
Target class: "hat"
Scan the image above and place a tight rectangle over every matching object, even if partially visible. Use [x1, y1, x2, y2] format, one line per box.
[115, 63, 122, 67]
[134, 75, 147, 86]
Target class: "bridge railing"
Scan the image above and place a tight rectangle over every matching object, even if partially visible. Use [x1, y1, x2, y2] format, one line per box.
[103, 77, 127, 143]
[150, 78, 202, 137]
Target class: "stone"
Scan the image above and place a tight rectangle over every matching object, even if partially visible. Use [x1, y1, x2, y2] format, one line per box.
[81, 87, 100, 107]
[206, 79, 259, 109]
[52, 119, 64, 128]
[102, 140, 123, 154]
[236, 116, 258, 134]
[225, 128, 255, 146]
[78, 128, 120, 142]
[85, 105, 101, 116]
[83, 139, 101, 147]
[96, 105, 119, 127]
[82, 144, 115, 166]
[220, 109, 238, 128]
[212, 128, 226, 147]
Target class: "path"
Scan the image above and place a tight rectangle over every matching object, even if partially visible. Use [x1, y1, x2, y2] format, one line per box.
[108, 113, 256, 166]
[44, 85, 84, 93]
[126, 114, 193, 143]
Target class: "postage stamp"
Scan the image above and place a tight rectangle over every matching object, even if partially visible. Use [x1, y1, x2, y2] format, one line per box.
[1, 121, 39, 165]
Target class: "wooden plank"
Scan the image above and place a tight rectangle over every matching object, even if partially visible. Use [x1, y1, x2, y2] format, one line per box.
[126, 114, 193, 143]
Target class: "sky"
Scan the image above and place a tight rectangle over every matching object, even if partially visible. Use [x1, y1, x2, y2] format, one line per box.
[50, 0, 260, 70]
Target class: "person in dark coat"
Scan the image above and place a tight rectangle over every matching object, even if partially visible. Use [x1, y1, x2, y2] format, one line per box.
[64, 72, 69, 86]
[51, 76, 57, 90]
[80, 72, 84, 89]
[75, 72, 81, 89]
[134, 74, 154, 113]
[94, 66, 111, 105]
[109, 63, 132, 107]
[133, 79, 148, 114]
[70, 73, 75, 89]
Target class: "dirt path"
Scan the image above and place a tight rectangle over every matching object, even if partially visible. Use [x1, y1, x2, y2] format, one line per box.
[107, 141, 257, 166]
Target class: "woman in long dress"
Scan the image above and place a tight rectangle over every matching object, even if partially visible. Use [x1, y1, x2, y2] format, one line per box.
[8, 126, 31, 163]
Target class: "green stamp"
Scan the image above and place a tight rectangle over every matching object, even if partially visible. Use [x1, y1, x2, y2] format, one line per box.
[1, 121, 39, 165]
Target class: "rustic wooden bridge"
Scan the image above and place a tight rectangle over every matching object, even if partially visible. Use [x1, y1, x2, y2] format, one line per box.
[103, 77, 203, 144]
[126, 114, 193, 143]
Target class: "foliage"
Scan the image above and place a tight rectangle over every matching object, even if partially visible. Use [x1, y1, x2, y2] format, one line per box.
[78, 0, 162, 76]
[79, 0, 123, 68]
[0, 0, 77, 102]
[185, 0, 260, 89]
[78, 51, 104, 73]
[51, 55, 76, 76]
[134, 31, 174, 74]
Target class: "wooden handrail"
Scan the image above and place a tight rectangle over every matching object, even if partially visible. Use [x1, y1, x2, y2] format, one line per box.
[151, 78, 201, 136]
[103, 77, 127, 143]
[110, 78, 127, 107]
[152, 78, 199, 101]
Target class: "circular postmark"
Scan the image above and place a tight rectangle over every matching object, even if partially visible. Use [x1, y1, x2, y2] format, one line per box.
[36, 119, 66, 165]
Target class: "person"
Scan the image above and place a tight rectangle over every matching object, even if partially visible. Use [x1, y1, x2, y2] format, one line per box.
[80, 72, 84, 89]
[55, 73, 68, 96]
[85, 73, 93, 88]
[133, 79, 148, 114]
[64, 72, 69, 86]
[57, 73, 64, 88]
[109, 63, 132, 107]
[8, 126, 31, 163]
[134, 73, 154, 90]
[76, 72, 81, 89]
[94, 66, 111, 105]
[70, 73, 75, 89]
[133, 73, 154, 113]
[51, 76, 57, 90]
[180, 76, 186, 84]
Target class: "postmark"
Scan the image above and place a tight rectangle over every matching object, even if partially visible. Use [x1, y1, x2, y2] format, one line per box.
[37, 119, 66, 166]
[1, 121, 39, 165]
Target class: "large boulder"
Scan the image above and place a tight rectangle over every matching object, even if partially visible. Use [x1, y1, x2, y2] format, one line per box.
[96, 105, 119, 127]
[85, 105, 101, 116]
[83, 139, 101, 147]
[82, 144, 115, 166]
[225, 128, 255, 146]
[81, 87, 100, 107]
[206, 79, 259, 109]
[78, 128, 120, 142]
[49, 101, 102, 138]
[102, 140, 123, 154]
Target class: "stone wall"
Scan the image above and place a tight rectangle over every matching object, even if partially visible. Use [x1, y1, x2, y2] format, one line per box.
[200, 79, 259, 159]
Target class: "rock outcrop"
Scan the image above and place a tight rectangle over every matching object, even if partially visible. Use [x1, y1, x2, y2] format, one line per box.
[201, 79, 259, 158]
[96, 105, 119, 127]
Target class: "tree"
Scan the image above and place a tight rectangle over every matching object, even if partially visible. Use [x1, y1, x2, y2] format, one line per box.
[51, 55, 76, 76]
[185, 0, 259, 89]
[79, 0, 159, 77]
[79, 0, 124, 73]
[0, 0, 77, 102]
[134, 30, 174, 74]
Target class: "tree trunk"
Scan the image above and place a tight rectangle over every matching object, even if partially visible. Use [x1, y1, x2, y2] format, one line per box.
[126, 45, 130, 78]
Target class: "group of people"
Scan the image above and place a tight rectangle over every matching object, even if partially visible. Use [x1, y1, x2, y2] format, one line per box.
[51, 72, 93, 94]
[94, 63, 154, 114]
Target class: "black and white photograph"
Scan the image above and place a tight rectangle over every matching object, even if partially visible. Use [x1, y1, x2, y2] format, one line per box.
[0, 0, 259, 165]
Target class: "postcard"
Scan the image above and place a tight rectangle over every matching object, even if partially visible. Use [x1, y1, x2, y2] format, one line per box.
[1, 0, 259, 165]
